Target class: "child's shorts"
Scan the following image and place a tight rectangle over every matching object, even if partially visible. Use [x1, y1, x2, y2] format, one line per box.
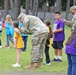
[52, 41, 64, 50]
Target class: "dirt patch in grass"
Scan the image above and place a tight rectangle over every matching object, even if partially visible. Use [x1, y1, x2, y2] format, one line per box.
[0, 72, 66, 75]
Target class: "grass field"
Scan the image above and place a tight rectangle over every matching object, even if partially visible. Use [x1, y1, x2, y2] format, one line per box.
[0, 25, 71, 73]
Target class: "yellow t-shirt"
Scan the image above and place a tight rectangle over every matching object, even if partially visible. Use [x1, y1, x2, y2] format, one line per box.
[14, 32, 24, 48]
[47, 26, 53, 47]
[46, 26, 50, 33]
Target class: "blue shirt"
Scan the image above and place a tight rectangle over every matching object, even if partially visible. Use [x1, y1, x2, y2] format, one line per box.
[19, 22, 28, 36]
[0, 20, 2, 31]
[5, 22, 14, 36]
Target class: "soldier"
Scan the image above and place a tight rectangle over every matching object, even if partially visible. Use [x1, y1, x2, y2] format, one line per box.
[63, 6, 76, 75]
[15, 13, 48, 69]
[63, 6, 76, 31]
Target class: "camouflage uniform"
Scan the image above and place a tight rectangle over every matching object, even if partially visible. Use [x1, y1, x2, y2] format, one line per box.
[65, 6, 76, 31]
[65, 13, 76, 31]
[18, 14, 48, 63]
[65, 6, 76, 52]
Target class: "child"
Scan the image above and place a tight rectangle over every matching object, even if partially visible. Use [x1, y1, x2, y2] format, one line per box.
[2, 21, 5, 27]
[44, 21, 53, 65]
[0, 19, 2, 48]
[52, 11, 65, 62]
[12, 21, 24, 67]
[19, 22, 28, 52]
[5, 15, 14, 48]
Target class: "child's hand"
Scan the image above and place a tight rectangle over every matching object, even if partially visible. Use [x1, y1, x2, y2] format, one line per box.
[53, 30, 57, 34]
[14, 44, 16, 48]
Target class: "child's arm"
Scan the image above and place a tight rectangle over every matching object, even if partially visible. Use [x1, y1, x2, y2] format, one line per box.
[14, 32, 18, 48]
[53, 28, 63, 34]
[53, 20, 64, 34]
[5, 24, 9, 28]
[14, 37, 18, 48]
[14, 28, 21, 34]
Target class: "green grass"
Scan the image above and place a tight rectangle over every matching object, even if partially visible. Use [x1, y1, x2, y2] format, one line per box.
[0, 26, 71, 73]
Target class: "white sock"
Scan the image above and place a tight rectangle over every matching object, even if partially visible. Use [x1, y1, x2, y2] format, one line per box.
[54, 56, 59, 59]
[59, 56, 62, 60]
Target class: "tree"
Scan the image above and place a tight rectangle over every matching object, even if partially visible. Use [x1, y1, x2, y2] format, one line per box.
[14, 0, 21, 20]
[10, 0, 14, 12]
[30, 0, 33, 12]
[35, 0, 39, 16]
[32, 0, 39, 16]
[43, 2, 47, 21]
[25, 0, 29, 14]
[4, 0, 10, 19]
[55, 0, 62, 12]
[32, 0, 36, 15]
[66, 0, 70, 20]
[73, 0, 76, 5]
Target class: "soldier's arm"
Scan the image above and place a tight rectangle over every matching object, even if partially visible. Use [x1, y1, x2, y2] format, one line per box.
[65, 21, 74, 27]
[20, 18, 30, 34]
[20, 26, 29, 34]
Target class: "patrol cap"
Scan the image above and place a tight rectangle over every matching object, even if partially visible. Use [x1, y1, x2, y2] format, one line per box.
[69, 6, 76, 12]
[18, 13, 25, 20]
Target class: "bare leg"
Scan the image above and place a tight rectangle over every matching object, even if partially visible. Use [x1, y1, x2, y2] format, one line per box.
[59, 49, 62, 56]
[55, 49, 58, 55]
[16, 48, 21, 64]
[59, 49, 62, 60]
[54, 49, 59, 59]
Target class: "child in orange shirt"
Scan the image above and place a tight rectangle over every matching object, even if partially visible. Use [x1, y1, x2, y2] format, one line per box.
[12, 21, 24, 67]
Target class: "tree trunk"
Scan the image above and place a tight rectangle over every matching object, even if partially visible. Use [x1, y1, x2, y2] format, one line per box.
[4, 0, 9, 19]
[10, 0, 14, 12]
[55, 0, 62, 12]
[14, 0, 21, 20]
[32, 0, 36, 15]
[32, 0, 38, 16]
[35, 0, 38, 16]
[30, 0, 33, 12]
[25, 0, 29, 14]
[43, 3, 46, 21]
[66, 0, 70, 20]
[73, 0, 76, 5]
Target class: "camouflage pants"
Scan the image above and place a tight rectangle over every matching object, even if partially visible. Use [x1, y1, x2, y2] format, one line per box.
[31, 32, 48, 63]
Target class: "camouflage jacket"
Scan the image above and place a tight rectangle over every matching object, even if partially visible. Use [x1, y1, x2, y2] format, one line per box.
[65, 13, 76, 31]
[20, 15, 48, 35]
[65, 13, 76, 47]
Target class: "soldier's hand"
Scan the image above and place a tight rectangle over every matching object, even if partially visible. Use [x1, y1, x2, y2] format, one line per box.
[62, 18, 67, 22]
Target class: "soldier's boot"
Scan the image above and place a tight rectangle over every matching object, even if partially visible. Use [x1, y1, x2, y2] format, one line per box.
[24, 62, 35, 69]
[35, 62, 42, 68]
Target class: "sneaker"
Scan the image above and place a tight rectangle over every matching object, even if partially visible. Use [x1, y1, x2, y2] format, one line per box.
[57, 59, 62, 62]
[46, 63, 51, 66]
[21, 50, 26, 52]
[5, 46, 10, 48]
[12, 63, 20, 67]
[0, 46, 2, 48]
[52, 58, 58, 62]
[44, 62, 46, 65]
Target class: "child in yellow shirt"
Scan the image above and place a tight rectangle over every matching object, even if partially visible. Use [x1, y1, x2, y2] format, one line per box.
[44, 21, 53, 65]
[12, 21, 24, 67]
